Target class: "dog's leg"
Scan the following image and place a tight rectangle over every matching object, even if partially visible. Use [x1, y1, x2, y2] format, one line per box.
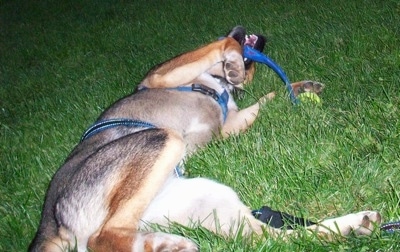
[140, 37, 245, 88]
[86, 129, 198, 252]
[141, 178, 282, 238]
[221, 79, 325, 137]
[141, 177, 381, 242]
[305, 211, 381, 237]
[221, 92, 276, 137]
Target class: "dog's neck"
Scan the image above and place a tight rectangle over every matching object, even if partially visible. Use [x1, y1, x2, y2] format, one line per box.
[137, 81, 233, 122]
[169, 84, 229, 122]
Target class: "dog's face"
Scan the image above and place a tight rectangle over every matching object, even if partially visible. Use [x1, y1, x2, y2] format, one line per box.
[225, 26, 267, 95]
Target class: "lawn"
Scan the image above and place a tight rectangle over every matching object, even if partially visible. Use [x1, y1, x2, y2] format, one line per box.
[1, 0, 399, 251]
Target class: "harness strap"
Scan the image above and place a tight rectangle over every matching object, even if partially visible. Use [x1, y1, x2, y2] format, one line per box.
[137, 84, 229, 121]
[171, 84, 229, 122]
[381, 221, 400, 233]
[80, 119, 155, 142]
[252, 206, 316, 229]
[80, 118, 184, 177]
[80, 84, 229, 177]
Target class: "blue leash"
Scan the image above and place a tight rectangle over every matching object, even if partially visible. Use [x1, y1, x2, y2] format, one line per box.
[80, 118, 185, 177]
[80, 118, 155, 142]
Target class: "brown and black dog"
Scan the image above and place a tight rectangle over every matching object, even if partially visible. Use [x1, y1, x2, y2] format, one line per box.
[29, 26, 380, 252]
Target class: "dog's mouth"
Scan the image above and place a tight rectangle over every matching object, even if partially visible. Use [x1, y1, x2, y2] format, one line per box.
[244, 34, 258, 47]
[243, 34, 259, 65]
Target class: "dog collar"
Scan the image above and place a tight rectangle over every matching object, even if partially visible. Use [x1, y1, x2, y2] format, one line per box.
[80, 118, 156, 142]
[172, 84, 229, 122]
[138, 84, 229, 122]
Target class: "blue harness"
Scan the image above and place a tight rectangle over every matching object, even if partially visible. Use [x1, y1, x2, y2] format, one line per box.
[80, 84, 230, 177]
[171, 84, 229, 122]
[80, 119, 155, 142]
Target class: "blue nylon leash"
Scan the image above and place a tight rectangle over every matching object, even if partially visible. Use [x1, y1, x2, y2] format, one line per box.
[80, 118, 184, 177]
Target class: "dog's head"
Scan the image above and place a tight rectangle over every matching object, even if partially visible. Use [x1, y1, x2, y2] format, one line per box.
[226, 26, 267, 93]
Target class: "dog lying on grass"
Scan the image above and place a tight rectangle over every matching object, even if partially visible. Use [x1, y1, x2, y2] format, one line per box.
[29, 26, 381, 252]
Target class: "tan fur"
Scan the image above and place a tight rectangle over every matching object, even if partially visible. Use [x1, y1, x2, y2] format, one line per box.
[88, 129, 186, 251]
[29, 28, 380, 252]
[141, 37, 244, 89]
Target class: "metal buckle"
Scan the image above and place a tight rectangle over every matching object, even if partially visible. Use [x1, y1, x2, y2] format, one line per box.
[191, 84, 218, 101]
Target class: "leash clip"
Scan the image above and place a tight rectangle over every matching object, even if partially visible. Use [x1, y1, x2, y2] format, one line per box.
[191, 84, 218, 101]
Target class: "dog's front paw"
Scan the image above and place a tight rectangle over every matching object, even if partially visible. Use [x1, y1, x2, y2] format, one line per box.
[224, 52, 245, 85]
[291, 80, 324, 97]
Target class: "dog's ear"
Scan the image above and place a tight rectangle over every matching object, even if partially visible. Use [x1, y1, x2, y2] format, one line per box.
[226, 26, 246, 45]
[252, 34, 266, 53]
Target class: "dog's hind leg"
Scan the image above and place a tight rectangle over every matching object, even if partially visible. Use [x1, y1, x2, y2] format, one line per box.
[140, 37, 244, 89]
[141, 178, 279, 238]
[86, 129, 197, 252]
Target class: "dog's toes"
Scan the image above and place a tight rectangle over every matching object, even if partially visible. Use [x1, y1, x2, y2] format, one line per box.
[352, 211, 382, 235]
[224, 52, 245, 85]
[318, 211, 381, 236]
[291, 80, 325, 97]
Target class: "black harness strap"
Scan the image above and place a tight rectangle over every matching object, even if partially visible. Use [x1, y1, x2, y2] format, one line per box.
[252, 206, 317, 229]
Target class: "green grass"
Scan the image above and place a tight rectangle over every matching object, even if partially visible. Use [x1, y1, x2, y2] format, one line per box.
[1, 0, 399, 251]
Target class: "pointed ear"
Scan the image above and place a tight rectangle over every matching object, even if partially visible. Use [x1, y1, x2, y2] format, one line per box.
[253, 34, 267, 53]
[226, 26, 246, 45]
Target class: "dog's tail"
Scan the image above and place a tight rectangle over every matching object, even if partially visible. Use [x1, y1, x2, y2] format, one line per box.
[28, 186, 63, 251]
[28, 214, 74, 252]
[29, 228, 76, 252]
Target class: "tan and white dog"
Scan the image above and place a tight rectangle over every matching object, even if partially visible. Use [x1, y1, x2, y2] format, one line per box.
[29, 26, 381, 252]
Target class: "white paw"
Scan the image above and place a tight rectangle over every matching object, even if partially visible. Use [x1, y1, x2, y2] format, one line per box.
[258, 92, 276, 104]
[318, 211, 381, 236]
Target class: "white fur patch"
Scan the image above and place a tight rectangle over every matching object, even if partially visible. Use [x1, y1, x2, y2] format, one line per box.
[186, 117, 210, 134]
